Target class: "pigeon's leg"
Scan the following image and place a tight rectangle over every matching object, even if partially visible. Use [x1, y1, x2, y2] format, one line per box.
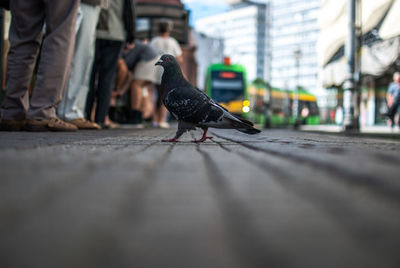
[192, 127, 213, 143]
[161, 124, 186, 142]
[161, 137, 180, 142]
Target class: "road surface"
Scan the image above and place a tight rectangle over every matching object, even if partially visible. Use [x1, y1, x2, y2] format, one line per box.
[0, 127, 399, 268]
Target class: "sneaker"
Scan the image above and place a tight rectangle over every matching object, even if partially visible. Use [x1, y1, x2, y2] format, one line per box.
[159, 122, 170, 129]
[67, 118, 101, 130]
[25, 118, 78, 132]
[0, 119, 26, 131]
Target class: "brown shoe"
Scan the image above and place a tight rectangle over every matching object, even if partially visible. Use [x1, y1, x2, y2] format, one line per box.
[25, 118, 78, 132]
[0, 119, 26, 131]
[67, 118, 101, 130]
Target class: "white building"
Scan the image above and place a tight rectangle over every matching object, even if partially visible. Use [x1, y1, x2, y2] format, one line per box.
[193, 31, 225, 89]
[195, 0, 269, 83]
[270, 0, 320, 93]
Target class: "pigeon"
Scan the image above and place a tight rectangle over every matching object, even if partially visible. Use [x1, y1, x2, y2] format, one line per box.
[155, 54, 261, 142]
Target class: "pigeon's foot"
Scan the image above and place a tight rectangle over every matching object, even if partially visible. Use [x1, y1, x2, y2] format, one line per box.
[161, 138, 180, 142]
[192, 136, 213, 143]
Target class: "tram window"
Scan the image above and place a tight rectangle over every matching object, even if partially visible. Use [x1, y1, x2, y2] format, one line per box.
[309, 101, 319, 115]
[212, 79, 243, 90]
[210, 71, 244, 103]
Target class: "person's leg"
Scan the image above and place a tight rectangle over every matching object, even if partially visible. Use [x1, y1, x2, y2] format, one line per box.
[57, 3, 100, 121]
[142, 82, 155, 120]
[152, 85, 163, 125]
[85, 39, 101, 121]
[130, 79, 144, 111]
[125, 79, 144, 125]
[1, 0, 45, 121]
[155, 83, 169, 127]
[115, 59, 129, 94]
[94, 40, 123, 124]
[26, 0, 79, 120]
[158, 105, 169, 124]
[395, 97, 400, 127]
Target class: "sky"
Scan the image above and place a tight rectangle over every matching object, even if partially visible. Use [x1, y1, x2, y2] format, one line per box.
[182, 0, 229, 26]
[182, 0, 268, 26]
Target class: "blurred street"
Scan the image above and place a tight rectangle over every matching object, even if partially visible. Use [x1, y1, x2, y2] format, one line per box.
[1, 127, 400, 268]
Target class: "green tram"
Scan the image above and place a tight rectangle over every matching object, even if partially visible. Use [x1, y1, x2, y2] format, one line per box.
[247, 83, 320, 127]
[205, 58, 247, 115]
[205, 60, 320, 127]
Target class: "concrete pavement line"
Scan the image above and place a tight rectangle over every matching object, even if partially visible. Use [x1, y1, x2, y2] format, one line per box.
[68, 144, 177, 246]
[116, 143, 175, 207]
[0, 139, 166, 236]
[195, 144, 290, 268]
[0, 167, 87, 236]
[221, 143, 400, 261]
[212, 132, 400, 205]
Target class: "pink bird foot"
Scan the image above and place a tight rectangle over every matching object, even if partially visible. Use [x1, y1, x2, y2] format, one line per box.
[161, 138, 180, 142]
[192, 136, 213, 143]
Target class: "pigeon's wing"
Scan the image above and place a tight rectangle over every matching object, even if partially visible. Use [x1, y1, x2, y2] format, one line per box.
[191, 86, 255, 127]
[163, 86, 224, 124]
[192, 87, 231, 113]
[164, 85, 261, 134]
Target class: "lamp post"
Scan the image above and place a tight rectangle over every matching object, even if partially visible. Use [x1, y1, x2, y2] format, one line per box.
[293, 48, 302, 125]
[343, 0, 359, 131]
[0, 8, 4, 99]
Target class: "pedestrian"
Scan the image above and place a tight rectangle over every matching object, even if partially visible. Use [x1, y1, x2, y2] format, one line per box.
[0, 0, 80, 131]
[85, 0, 136, 128]
[385, 72, 400, 128]
[150, 19, 183, 128]
[122, 40, 160, 127]
[57, 0, 110, 130]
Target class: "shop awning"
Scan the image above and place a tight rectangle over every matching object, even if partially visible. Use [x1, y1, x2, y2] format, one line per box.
[317, 0, 393, 67]
[319, 37, 400, 87]
[379, 0, 400, 40]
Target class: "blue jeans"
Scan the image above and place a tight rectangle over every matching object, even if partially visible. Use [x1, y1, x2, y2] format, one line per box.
[57, 3, 100, 121]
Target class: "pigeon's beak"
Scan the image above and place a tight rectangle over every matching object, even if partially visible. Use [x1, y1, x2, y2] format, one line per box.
[155, 59, 163, 66]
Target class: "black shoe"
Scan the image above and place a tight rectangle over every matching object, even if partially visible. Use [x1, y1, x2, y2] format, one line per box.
[126, 109, 143, 124]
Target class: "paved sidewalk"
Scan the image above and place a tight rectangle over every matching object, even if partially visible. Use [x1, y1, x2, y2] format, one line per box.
[300, 124, 400, 134]
[0, 128, 400, 268]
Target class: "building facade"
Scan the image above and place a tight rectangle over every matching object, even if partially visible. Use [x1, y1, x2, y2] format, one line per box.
[195, 0, 269, 83]
[135, 0, 197, 85]
[270, 0, 320, 92]
[193, 32, 225, 89]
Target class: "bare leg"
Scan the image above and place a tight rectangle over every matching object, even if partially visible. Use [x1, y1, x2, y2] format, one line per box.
[154, 84, 168, 125]
[192, 127, 213, 143]
[130, 79, 144, 110]
[158, 105, 168, 124]
[141, 82, 155, 119]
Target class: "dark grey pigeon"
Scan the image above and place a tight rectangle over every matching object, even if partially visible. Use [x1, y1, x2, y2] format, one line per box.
[155, 54, 261, 142]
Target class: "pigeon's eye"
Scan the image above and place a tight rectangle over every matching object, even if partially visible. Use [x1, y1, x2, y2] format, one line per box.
[165, 57, 170, 62]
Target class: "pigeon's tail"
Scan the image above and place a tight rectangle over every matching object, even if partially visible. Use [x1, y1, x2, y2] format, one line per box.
[225, 117, 261, 135]
[233, 114, 254, 126]
[237, 128, 261, 134]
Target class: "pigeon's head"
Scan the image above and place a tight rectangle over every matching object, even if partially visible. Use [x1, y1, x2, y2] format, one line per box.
[155, 54, 178, 69]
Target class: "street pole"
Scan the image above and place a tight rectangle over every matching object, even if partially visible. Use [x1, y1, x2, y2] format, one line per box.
[0, 8, 4, 100]
[342, 0, 359, 131]
[293, 48, 301, 127]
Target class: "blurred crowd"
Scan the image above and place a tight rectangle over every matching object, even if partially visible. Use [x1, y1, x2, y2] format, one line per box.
[0, 0, 182, 131]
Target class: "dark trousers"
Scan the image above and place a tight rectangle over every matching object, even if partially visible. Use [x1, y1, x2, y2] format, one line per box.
[1, 0, 79, 120]
[388, 95, 400, 126]
[85, 39, 123, 124]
